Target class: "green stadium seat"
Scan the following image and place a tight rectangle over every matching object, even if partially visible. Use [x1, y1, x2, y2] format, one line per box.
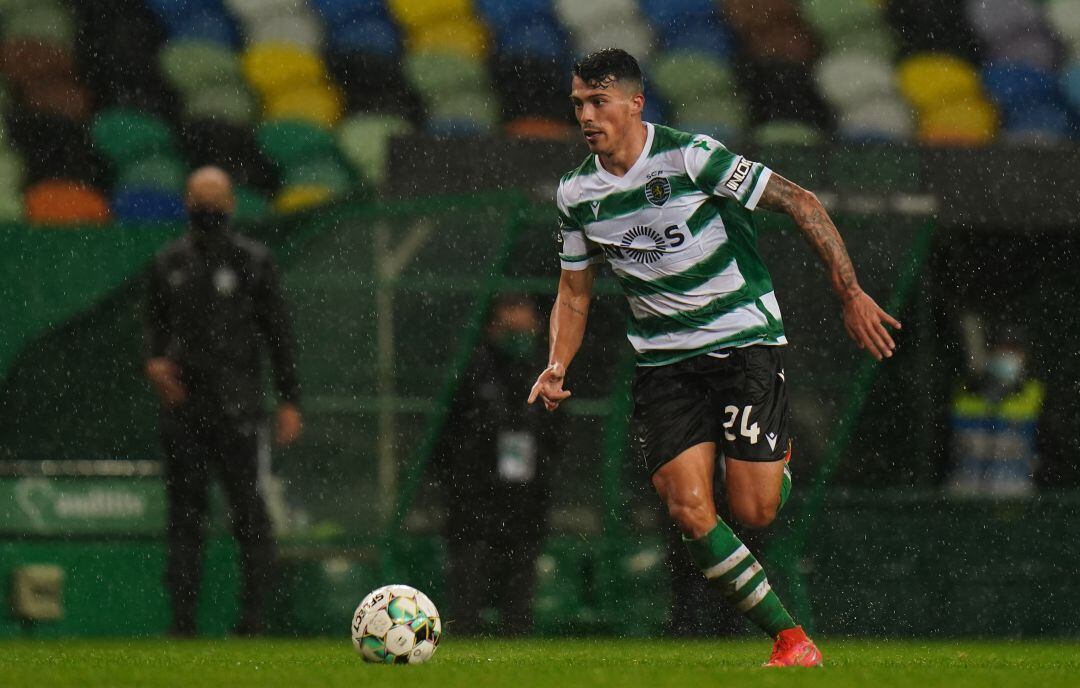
[182, 85, 258, 126]
[820, 24, 898, 57]
[91, 109, 178, 168]
[815, 51, 895, 112]
[752, 120, 825, 146]
[4, 5, 75, 44]
[651, 51, 735, 107]
[0, 149, 24, 192]
[159, 40, 243, 96]
[674, 97, 746, 138]
[283, 156, 353, 193]
[403, 51, 488, 100]
[257, 120, 338, 169]
[430, 91, 499, 130]
[802, 0, 881, 41]
[115, 154, 187, 194]
[337, 113, 414, 186]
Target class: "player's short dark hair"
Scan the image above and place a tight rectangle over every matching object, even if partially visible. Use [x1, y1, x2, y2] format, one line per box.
[572, 48, 643, 92]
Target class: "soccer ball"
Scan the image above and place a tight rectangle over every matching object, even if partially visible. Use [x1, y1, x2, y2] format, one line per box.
[351, 584, 442, 664]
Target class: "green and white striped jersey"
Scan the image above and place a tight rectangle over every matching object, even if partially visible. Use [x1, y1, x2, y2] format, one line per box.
[556, 122, 786, 367]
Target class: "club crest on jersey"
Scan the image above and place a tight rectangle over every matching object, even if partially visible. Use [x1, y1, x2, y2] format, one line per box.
[644, 176, 671, 207]
[620, 225, 667, 264]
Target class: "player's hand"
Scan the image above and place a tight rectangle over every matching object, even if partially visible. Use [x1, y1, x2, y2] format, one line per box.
[842, 291, 901, 361]
[275, 403, 303, 445]
[528, 362, 572, 412]
[145, 357, 188, 407]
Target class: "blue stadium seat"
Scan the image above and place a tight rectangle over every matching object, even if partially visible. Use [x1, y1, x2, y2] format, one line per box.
[112, 187, 187, 222]
[638, 0, 714, 30]
[661, 22, 736, 58]
[475, 0, 555, 34]
[982, 63, 1059, 112]
[311, 0, 389, 25]
[171, 10, 240, 47]
[497, 17, 569, 60]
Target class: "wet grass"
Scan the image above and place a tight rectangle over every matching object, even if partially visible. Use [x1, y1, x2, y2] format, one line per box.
[1, 637, 1078, 687]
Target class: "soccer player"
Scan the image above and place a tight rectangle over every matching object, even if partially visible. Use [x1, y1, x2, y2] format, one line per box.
[528, 49, 900, 667]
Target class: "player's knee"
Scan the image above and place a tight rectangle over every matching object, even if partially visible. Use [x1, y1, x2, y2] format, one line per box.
[666, 497, 716, 539]
[731, 499, 779, 530]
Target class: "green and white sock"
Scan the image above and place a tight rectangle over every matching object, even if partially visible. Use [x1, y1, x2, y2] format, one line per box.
[684, 519, 796, 638]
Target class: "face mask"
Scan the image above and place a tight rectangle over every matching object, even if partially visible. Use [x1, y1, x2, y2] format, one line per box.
[189, 209, 230, 234]
[493, 331, 536, 360]
[987, 352, 1023, 386]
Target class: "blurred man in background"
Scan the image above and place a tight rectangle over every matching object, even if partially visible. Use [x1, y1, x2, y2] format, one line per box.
[949, 326, 1044, 497]
[145, 166, 302, 637]
[434, 294, 560, 636]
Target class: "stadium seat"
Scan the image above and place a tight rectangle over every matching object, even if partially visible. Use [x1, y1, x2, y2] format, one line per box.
[403, 51, 488, 99]
[5, 5, 75, 44]
[337, 113, 413, 185]
[25, 180, 110, 225]
[242, 43, 327, 98]
[918, 98, 998, 146]
[386, 0, 473, 33]
[494, 16, 568, 60]
[1061, 59, 1080, 111]
[233, 185, 270, 221]
[116, 154, 187, 194]
[311, 0, 389, 26]
[814, 51, 895, 112]
[409, 19, 490, 59]
[246, 13, 324, 50]
[674, 98, 746, 139]
[170, 9, 241, 47]
[22, 81, 93, 123]
[0, 40, 75, 91]
[91, 109, 177, 169]
[182, 84, 257, 126]
[273, 184, 334, 213]
[326, 17, 400, 55]
[159, 40, 243, 95]
[257, 120, 338, 169]
[898, 54, 983, 113]
[982, 64, 1060, 114]
[837, 97, 914, 142]
[752, 120, 825, 146]
[283, 157, 353, 193]
[1047, 0, 1080, 55]
[429, 91, 499, 132]
[111, 186, 187, 222]
[652, 51, 735, 107]
[263, 84, 345, 128]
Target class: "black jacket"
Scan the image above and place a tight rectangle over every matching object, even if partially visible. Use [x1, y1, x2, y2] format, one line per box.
[146, 229, 300, 422]
[434, 342, 560, 542]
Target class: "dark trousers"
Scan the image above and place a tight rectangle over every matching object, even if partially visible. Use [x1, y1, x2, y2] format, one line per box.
[446, 535, 542, 636]
[162, 415, 274, 634]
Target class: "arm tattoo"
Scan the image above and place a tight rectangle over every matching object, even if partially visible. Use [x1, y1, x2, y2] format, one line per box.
[758, 174, 861, 303]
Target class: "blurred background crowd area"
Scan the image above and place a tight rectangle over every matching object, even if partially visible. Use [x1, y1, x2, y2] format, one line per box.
[1, 0, 1079, 226]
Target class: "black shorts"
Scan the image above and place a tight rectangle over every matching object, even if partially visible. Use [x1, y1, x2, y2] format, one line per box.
[632, 345, 791, 474]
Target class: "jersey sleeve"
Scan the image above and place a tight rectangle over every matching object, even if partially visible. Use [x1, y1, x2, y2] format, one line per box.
[683, 134, 773, 211]
[556, 184, 604, 271]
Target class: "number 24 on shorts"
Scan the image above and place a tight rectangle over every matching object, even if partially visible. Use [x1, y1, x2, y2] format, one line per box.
[722, 405, 760, 444]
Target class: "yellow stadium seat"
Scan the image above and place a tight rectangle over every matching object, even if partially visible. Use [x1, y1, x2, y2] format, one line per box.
[241, 43, 327, 98]
[897, 53, 982, 113]
[918, 97, 998, 146]
[386, 0, 473, 32]
[264, 84, 345, 128]
[274, 184, 335, 213]
[409, 18, 489, 58]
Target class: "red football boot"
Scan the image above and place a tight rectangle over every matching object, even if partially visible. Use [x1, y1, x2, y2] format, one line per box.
[763, 626, 823, 667]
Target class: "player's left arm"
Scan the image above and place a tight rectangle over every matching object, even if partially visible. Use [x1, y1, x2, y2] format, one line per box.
[757, 173, 901, 361]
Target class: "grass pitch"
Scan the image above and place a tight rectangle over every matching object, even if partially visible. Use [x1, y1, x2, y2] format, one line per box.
[1, 638, 1078, 688]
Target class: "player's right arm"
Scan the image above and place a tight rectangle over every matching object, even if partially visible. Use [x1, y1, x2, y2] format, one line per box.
[529, 266, 597, 411]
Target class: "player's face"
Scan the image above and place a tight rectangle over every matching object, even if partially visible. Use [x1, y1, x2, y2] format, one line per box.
[570, 75, 643, 154]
